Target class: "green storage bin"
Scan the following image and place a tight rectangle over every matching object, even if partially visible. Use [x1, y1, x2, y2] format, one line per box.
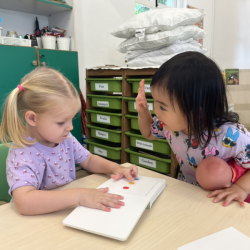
[85, 139, 122, 160]
[87, 94, 122, 110]
[86, 109, 122, 126]
[125, 114, 139, 130]
[86, 78, 122, 92]
[125, 130, 171, 154]
[123, 97, 155, 114]
[86, 124, 122, 143]
[125, 147, 171, 174]
[127, 79, 152, 95]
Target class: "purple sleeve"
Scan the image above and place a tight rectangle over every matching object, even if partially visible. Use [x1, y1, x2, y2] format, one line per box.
[150, 116, 166, 139]
[6, 149, 40, 195]
[70, 136, 90, 164]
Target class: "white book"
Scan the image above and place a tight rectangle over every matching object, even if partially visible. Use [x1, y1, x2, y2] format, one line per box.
[63, 176, 166, 241]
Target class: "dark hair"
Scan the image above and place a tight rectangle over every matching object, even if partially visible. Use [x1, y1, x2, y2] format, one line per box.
[150, 51, 239, 149]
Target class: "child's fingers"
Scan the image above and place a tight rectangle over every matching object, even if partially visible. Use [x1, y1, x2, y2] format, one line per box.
[139, 101, 147, 109]
[97, 204, 111, 212]
[123, 171, 135, 182]
[222, 194, 236, 206]
[111, 174, 120, 180]
[207, 189, 223, 198]
[139, 79, 145, 94]
[237, 199, 245, 207]
[130, 165, 138, 177]
[97, 187, 109, 193]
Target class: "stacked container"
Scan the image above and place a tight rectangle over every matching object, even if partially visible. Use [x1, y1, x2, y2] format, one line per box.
[86, 78, 123, 163]
[85, 69, 172, 176]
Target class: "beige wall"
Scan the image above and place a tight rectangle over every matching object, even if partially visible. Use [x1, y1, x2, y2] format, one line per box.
[227, 70, 250, 127]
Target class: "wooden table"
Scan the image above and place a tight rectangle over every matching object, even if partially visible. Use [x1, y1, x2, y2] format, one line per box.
[1, 163, 250, 250]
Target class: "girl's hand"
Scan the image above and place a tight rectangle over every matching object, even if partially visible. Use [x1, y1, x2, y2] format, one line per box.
[79, 188, 124, 212]
[207, 184, 248, 207]
[136, 79, 148, 113]
[111, 165, 138, 182]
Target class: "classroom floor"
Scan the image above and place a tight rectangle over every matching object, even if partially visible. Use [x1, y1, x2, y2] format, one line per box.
[0, 168, 91, 206]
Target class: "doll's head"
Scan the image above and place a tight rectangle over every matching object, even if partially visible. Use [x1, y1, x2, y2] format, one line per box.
[196, 156, 232, 191]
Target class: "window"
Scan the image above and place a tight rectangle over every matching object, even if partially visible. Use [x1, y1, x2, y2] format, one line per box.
[135, 3, 152, 15]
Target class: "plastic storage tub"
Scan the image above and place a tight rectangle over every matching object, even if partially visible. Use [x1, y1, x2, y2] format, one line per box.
[86, 78, 122, 92]
[125, 147, 171, 174]
[127, 79, 152, 95]
[123, 97, 155, 114]
[85, 139, 122, 160]
[87, 94, 122, 110]
[125, 130, 171, 154]
[86, 109, 122, 126]
[86, 124, 122, 143]
[125, 114, 139, 130]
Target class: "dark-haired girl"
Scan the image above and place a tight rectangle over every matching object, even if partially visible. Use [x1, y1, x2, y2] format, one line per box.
[136, 51, 250, 207]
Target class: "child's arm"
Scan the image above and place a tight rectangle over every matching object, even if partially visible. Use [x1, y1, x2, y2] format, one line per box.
[137, 80, 157, 140]
[207, 170, 250, 207]
[13, 184, 124, 215]
[79, 153, 138, 181]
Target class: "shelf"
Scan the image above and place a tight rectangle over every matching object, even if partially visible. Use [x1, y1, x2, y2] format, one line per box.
[0, 0, 72, 16]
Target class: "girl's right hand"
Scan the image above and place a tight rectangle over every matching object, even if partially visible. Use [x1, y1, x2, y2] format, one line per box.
[136, 79, 148, 113]
[79, 187, 124, 212]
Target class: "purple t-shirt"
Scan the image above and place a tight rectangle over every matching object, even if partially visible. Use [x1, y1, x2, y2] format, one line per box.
[6, 133, 90, 196]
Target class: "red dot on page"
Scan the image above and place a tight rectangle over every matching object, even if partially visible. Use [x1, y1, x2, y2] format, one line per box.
[123, 186, 129, 189]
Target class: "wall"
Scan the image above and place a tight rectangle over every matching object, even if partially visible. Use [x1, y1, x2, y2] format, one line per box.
[186, 0, 214, 58]
[73, 0, 134, 97]
[0, 8, 48, 37]
[212, 0, 250, 70]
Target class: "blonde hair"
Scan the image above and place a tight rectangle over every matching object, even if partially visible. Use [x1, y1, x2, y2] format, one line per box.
[0, 67, 81, 148]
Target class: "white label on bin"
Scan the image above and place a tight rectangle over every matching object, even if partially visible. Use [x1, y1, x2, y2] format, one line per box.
[144, 84, 151, 93]
[97, 101, 109, 107]
[97, 115, 110, 124]
[96, 130, 109, 139]
[139, 157, 156, 168]
[95, 83, 108, 91]
[134, 102, 153, 111]
[147, 103, 153, 111]
[136, 140, 153, 151]
[94, 147, 107, 157]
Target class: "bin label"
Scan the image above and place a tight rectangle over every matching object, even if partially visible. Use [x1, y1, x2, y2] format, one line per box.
[95, 83, 108, 91]
[94, 147, 107, 157]
[134, 102, 153, 111]
[136, 140, 153, 151]
[97, 114, 110, 124]
[144, 84, 151, 93]
[97, 101, 109, 107]
[139, 157, 156, 168]
[96, 130, 109, 139]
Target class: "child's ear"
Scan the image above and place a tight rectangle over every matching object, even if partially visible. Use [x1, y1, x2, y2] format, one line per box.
[25, 111, 37, 127]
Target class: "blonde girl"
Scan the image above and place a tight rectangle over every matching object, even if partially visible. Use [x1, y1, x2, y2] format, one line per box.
[0, 67, 137, 215]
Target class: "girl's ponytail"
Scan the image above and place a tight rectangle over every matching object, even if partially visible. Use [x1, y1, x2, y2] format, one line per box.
[0, 67, 81, 148]
[0, 86, 32, 148]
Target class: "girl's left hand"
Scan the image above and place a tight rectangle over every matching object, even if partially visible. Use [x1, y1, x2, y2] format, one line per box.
[207, 184, 248, 207]
[111, 165, 138, 182]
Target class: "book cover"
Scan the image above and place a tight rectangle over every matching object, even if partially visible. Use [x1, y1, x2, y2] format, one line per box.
[63, 176, 166, 240]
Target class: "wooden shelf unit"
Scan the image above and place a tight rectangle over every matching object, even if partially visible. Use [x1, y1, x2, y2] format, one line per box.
[86, 68, 178, 178]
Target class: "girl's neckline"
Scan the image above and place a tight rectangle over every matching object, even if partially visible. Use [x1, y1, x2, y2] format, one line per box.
[28, 136, 62, 153]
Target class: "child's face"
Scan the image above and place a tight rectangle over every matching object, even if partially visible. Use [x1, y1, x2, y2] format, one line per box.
[31, 100, 79, 147]
[151, 87, 188, 134]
